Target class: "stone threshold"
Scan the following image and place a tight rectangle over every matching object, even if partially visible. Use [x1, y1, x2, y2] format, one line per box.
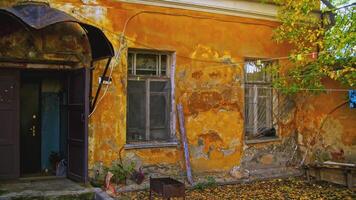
[0, 178, 95, 200]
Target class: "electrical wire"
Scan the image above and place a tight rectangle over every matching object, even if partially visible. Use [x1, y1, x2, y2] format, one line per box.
[334, 2, 356, 11]
[78, 8, 277, 116]
[242, 85, 352, 92]
[299, 100, 349, 167]
[88, 27, 128, 117]
[71, 8, 354, 116]
[88, 35, 126, 117]
[72, 8, 339, 68]
[117, 81, 353, 93]
[71, 9, 279, 65]
[57, 0, 355, 169]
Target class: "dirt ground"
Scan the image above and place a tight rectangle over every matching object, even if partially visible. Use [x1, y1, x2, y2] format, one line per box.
[116, 177, 355, 200]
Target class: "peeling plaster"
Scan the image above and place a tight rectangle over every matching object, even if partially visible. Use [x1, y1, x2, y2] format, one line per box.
[1, 0, 353, 179]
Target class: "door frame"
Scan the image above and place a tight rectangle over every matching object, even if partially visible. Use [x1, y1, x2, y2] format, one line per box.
[83, 68, 89, 183]
[0, 66, 90, 182]
[66, 68, 90, 183]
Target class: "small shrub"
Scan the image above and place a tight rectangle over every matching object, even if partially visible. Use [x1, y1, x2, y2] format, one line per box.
[110, 161, 136, 184]
[193, 176, 217, 190]
[90, 161, 137, 187]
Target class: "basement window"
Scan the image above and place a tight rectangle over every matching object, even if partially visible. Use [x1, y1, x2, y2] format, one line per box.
[244, 59, 277, 141]
[126, 50, 174, 145]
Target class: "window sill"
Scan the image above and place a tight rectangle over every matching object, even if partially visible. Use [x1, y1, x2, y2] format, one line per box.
[124, 141, 179, 150]
[245, 137, 280, 144]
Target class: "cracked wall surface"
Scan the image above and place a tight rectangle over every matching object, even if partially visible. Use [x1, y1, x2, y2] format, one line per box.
[0, 0, 354, 179]
[296, 79, 356, 164]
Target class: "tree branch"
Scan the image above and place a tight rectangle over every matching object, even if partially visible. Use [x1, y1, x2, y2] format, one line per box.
[321, 0, 336, 28]
[321, 0, 336, 9]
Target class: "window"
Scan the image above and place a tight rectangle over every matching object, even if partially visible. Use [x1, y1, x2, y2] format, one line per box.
[244, 59, 276, 140]
[126, 50, 172, 143]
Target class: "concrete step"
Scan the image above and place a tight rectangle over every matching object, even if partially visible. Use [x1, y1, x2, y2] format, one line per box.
[0, 178, 94, 200]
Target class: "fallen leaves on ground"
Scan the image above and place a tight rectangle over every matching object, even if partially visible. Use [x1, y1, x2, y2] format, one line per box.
[116, 177, 355, 200]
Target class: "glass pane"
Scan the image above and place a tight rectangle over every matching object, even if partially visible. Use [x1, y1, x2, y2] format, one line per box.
[258, 87, 267, 96]
[244, 83, 273, 139]
[245, 85, 253, 97]
[245, 61, 265, 82]
[257, 97, 267, 129]
[136, 54, 157, 75]
[258, 87, 272, 97]
[245, 104, 255, 128]
[127, 53, 134, 75]
[150, 95, 167, 127]
[150, 94, 169, 141]
[127, 80, 146, 142]
[150, 81, 169, 93]
[161, 55, 167, 76]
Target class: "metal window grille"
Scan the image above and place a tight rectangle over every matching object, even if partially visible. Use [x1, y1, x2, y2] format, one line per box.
[127, 50, 171, 143]
[244, 59, 275, 139]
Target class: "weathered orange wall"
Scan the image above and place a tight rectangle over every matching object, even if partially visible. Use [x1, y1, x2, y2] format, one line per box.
[1, 0, 353, 178]
[296, 79, 356, 164]
[0, 0, 293, 175]
[61, 0, 292, 174]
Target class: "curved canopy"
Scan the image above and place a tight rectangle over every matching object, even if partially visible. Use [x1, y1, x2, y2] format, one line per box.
[0, 2, 114, 61]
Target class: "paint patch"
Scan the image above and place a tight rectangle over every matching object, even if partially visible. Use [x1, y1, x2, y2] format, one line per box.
[192, 71, 203, 79]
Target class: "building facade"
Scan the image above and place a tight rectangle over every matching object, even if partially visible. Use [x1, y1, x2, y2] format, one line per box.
[0, 0, 354, 183]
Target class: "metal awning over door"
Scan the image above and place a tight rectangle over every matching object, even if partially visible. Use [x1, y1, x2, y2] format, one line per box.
[0, 2, 114, 61]
[0, 2, 114, 182]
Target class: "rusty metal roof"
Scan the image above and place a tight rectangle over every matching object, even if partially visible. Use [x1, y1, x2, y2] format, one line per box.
[0, 2, 114, 61]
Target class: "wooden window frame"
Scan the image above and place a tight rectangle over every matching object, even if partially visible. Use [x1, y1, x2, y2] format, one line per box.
[128, 50, 171, 77]
[243, 58, 277, 142]
[126, 49, 177, 147]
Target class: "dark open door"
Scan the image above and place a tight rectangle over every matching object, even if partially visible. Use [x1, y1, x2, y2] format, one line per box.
[67, 68, 89, 182]
[20, 78, 41, 175]
[0, 70, 19, 179]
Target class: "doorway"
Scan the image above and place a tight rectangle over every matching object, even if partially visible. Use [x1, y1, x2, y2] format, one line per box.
[20, 71, 67, 176]
[0, 68, 89, 182]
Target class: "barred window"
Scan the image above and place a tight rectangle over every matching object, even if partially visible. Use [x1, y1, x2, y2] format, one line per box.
[127, 50, 172, 143]
[244, 59, 276, 140]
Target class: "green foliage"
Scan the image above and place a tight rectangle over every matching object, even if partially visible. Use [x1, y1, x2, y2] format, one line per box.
[109, 161, 136, 184]
[92, 161, 136, 186]
[271, 0, 356, 94]
[193, 176, 217, 190]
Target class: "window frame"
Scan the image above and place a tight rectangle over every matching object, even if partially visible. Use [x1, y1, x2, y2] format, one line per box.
[128, 49, 171, 77]
[126, 49, 177, 147]
[243, 58, 277, 142]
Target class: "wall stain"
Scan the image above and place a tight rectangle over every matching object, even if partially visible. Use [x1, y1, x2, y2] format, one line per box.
[0, 0, 353, 178]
